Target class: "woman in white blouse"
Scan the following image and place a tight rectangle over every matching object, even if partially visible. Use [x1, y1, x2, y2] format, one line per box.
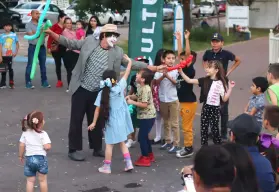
[86, 15, 102, 39]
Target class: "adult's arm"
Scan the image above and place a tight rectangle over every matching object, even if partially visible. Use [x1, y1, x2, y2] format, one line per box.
[226, 55, 241, 77]
[120, 48, 158, 72]
[25, 23, 36, 36]
[46, 29, 85, 50]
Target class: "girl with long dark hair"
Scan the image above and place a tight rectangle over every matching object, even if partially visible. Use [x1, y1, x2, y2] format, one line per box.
[178, 60, 235, 146]
[151, 48, 165, 144]
[88, 55, 133, 174]
[86, 15, 102, 39]
[223, 142, 260, 192]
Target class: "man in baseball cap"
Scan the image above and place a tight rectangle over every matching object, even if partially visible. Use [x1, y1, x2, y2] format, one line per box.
[229, 113, 275, 192]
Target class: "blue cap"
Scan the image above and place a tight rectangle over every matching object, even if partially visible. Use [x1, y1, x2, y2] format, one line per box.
[211, 33, 224, 41]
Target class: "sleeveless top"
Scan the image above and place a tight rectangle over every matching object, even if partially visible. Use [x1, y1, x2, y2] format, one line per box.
[266, 84, 279, 105]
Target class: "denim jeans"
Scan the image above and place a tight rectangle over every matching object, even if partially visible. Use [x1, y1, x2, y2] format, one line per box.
[24, 155, 48, 177]
[25, 44, 47, 84]
[138, 118, 155, 156]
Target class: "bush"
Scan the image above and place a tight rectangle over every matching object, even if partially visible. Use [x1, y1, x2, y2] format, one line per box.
[163, 27, 218, 44]
[190, 27, 218, 42]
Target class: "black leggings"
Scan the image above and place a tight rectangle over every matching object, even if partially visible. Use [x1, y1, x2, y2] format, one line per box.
[63, 50, 79, 86]
[200, 104, 221, 146]
[0, 56, 13, 85]
[51, 46, 66, 81]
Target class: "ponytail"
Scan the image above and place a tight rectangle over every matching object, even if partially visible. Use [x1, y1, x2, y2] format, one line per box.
[100, 86, 110, 128]
[21, 111, 44, 133]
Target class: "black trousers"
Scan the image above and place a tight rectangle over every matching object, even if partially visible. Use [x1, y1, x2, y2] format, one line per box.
[0, 56, 13, 85]
[200, 104, 221, 146]
[68, 87, 103, 151]
[63, 50, 79, 86]
[220, 101, 229, 138]
[51, 46, 66, 81]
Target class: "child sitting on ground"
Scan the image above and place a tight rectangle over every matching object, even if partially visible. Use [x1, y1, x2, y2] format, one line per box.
[244, 77, 268, 126]
[267, 64, 279, 106]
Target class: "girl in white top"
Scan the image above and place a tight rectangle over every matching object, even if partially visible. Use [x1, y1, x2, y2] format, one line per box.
[19, 111, 51, 192]
[178, 60, 235, 146]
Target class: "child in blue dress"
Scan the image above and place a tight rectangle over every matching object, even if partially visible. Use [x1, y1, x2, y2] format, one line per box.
[88, 54, 133, 174]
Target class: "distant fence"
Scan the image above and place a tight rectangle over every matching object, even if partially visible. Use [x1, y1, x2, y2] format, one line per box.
[269, 29, 279, 64]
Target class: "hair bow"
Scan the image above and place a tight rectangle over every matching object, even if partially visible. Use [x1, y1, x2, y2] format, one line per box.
[260, 133, 279, 148]
[100, 78, 112, 88]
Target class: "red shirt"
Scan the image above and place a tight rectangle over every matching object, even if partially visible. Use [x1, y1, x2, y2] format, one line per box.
[47, 23, 64, 51]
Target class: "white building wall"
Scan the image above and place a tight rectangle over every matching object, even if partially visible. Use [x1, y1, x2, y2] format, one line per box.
[249, 0, 279, 28]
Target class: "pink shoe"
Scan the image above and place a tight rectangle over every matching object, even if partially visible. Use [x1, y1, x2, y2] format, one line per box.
[124, 159, 134, 172]
[98, 163, 111, 174]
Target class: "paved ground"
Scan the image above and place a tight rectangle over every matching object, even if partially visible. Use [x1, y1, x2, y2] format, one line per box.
[0, 35, 269, 191]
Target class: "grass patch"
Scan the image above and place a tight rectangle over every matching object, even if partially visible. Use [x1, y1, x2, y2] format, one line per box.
[119, 28, 269, 54]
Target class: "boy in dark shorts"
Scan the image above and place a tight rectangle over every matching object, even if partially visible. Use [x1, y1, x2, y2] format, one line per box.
[126, 56, 150, 148]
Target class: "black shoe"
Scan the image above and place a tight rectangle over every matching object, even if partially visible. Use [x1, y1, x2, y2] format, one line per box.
[93, 150, 105, 157]
[176, 147, 194, 158]
[151, 139, 161, 145]
[68, 151, 85, 161]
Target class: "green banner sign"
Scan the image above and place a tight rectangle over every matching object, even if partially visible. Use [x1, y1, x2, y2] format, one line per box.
[128, 0, 164, 65]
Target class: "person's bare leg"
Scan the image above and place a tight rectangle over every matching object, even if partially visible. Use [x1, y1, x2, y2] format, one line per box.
[38, 173, 48, 192]
[26, 176, 36, 192]
[120, 142, 133, 171]
[99, 144, 113, 174]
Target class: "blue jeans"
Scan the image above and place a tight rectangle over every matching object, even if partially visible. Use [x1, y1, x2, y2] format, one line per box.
[24, 155, 48, 177]
[138, 118, 155, 156]
[25, 44, 47, 83]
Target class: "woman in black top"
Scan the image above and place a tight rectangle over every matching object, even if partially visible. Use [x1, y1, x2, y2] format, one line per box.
[86, 15, 102, 39]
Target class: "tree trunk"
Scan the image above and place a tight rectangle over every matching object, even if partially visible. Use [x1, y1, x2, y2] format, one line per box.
[183, 0, 192, 30]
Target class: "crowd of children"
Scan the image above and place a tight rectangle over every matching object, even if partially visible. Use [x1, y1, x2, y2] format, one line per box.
[11, 16, 279, 191]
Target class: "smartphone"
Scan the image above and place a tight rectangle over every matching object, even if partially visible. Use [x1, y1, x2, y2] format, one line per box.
[184, 175, 196, 192]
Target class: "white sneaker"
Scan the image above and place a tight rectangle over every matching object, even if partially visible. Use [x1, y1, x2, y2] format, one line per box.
[125, 139, 136, 148]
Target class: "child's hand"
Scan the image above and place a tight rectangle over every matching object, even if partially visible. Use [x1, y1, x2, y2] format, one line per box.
[123, 54, 131, 64]
[126, 97, 133, 105]
[88, 123, 96, 131]
[228, 81, 235, 89]
[174, 31, 181, 40]
[178, 68, 182, 73]
[19, 156, 24, 164]
[184, 30, 190, 39]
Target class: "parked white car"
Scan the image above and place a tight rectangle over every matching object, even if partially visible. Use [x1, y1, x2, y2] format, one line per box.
[64, 3, 117, 25]
[113, 10, 130, 24]
[199, 1, 217, 16]
[11, 2, 62, 25]
[163, 3, 174, 21]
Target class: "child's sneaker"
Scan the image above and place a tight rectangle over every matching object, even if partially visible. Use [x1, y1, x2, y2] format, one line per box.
[176, 147, 194, 158]
[98, 162, 111, 174]
[134, 156, 151, 167]
[125, 139, 137, 148]
[9, 81, 14, 89]
[26, 82, 34, 89]
[148, 152, 155, 162]
[160, 143, 172, 150]
[42, 81, 51, 88]
[124, 159, 134, 172]
[56, 80, 63, 88]
[168, 146, 181, 153]
[0, 83, 6, 89]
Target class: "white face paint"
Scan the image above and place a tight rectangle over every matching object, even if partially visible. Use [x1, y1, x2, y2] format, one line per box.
[106, 35, 118, 47]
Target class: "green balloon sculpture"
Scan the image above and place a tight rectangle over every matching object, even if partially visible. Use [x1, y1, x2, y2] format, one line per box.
[30, 20, 52, 80]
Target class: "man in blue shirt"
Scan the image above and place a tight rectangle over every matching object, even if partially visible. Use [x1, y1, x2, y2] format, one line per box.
[229, 113, 276, 192]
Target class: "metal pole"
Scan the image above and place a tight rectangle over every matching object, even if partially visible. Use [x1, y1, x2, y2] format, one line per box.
[213, 0, 221, 33]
